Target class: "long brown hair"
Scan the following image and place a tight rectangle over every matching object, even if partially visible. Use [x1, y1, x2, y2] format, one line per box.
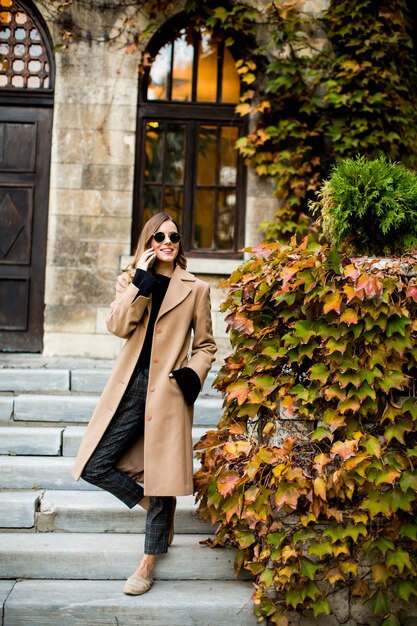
[126, 213, 187, 276]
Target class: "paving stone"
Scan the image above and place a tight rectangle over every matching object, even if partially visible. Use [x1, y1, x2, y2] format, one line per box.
[70, 369, 111, 392]
[0, 427, 62, 456]
[0, 397, 13, 421]
[37, 490, 213, 534]
[0, 533, 236, 580]
[0, 369, 69, 392]
[14, 395, 98, 423]
[0, 456, 96, 490]
[62, 425, 209, 457]
[0, 491, 42, 528]
[3, 579, 260, 626]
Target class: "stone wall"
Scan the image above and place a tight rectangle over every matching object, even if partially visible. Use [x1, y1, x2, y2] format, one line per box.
[43, 4, 144, 357]
[40, 0, 277, 362]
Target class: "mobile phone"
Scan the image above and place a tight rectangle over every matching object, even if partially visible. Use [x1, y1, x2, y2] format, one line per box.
[148, 250, 156, 268]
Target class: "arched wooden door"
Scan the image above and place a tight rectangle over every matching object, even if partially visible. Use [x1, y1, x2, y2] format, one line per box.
[0, 0, 54, 352]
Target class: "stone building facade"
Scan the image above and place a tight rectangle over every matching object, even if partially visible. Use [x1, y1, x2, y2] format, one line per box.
[1, 0, 325, 361]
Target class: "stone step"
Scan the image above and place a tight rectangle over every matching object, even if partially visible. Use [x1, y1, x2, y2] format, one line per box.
[0, 456, 97, 490]
[36, 491, 213, 534]
[0, 424, 209, 457]
[0, 491, 42, 528]
[0, 369, 69, 393]
[0, 533, 236, 581]
[0, 366, 220, 396]
[13, 394, 98, 423]
[2, 579, 259, 626]
[0, 490, 213, 534]
[62, 425, 208, 456]
[0, 397, 13, 421]
[70, 368, 111, 393]
[0, 456, 201, 491]
[0, 426, 62, 456]
[71, 368, 219, 396]
[13, 394, 223, 426]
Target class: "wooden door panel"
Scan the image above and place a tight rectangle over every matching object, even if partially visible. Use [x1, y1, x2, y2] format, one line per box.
[0, 186, 33, 264]
[0, 277, 29, 331]
[0, 106, 52, 352]
[0, 121, 37, 172]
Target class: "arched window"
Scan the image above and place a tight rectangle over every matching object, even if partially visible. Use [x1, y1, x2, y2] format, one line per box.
[0, 0, 54, 90]
[133, 17, 246, 258]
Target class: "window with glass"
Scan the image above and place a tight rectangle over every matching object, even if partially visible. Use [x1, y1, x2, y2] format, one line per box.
[133, 20, 246, 258]
[0, 0, 52, 89]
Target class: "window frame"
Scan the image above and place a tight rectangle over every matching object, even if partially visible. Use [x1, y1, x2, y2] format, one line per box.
[0, 0, 55, 107]
[132, 15, 247, 260]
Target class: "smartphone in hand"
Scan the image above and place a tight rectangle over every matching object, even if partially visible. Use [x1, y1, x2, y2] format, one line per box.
[147, 250, 156, 268]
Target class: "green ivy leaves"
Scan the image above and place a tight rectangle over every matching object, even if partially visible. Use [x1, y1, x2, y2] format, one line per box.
[195, 238, 417, 624]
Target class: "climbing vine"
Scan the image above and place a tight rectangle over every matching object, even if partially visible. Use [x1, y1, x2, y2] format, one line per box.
[195, 237, 417, 625]
[184, 0, 417, 240]
[38, 0, 417, 240]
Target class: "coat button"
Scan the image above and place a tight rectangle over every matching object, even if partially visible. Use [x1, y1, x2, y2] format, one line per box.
[153, 358, 158, 363]
[146, 415, 152, 421]
[150, 385, 155, 392]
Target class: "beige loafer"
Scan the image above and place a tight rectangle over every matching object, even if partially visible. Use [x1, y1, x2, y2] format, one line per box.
[123, 572, 153, 595]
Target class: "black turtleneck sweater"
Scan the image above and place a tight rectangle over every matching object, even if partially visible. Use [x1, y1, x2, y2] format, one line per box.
[130, 268, 201, 405]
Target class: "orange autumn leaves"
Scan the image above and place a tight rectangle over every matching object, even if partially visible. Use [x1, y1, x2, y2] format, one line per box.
[194, 236, 417, 625]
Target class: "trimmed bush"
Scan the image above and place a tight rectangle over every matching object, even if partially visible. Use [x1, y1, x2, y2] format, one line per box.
[311, 156, 417, 256]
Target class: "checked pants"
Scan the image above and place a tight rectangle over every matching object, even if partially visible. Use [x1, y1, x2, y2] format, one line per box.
[81, 368, 175, 555]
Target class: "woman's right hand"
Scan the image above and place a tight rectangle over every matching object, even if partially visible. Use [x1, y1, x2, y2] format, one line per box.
[137, 248, 157, 271]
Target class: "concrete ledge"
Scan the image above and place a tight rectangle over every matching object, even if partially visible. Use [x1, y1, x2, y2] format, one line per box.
[0, 491, 42, 529]
[0, 397, 13, 421]
[0, 427, 62, 456]
[13, 394, 222, 426]
[3, 579, 259, 626]
[62, 425, 209, 457]
[62, 426, 85, 456]
[0, 456, 200, 490]
[0, 533, 236, 580]
[0, 369, 69, 393]
[14, 395, 98, 423]
[70, 369, 112, 393]
[37, 491, 213, 534]
[0, 456, 96, 491]
[0, 580, 15, 620]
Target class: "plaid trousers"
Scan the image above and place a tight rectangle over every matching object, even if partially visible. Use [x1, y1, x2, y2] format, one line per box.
[81, 368, 175, 555]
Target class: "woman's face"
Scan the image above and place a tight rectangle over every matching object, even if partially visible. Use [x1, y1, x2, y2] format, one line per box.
[150, 220, 180, 265]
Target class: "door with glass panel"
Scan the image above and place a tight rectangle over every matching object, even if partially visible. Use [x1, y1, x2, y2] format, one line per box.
[133, 18, 246, 258]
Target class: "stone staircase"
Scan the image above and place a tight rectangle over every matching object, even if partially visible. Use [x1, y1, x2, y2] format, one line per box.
[0, 356, 259, 626]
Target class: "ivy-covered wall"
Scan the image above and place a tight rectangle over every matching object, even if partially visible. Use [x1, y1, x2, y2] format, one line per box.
[196, 239, 417, 626]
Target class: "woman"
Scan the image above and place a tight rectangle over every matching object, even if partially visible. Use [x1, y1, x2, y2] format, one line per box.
[71, 212, 217, 595]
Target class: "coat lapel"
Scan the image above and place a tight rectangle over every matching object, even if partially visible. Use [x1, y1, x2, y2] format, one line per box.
[156, 266, 195, 321]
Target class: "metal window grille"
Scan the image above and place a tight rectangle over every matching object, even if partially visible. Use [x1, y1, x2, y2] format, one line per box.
[0, 0, 50, 88]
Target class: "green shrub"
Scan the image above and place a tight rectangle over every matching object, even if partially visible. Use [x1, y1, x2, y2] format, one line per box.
[311, 156, 417, 256]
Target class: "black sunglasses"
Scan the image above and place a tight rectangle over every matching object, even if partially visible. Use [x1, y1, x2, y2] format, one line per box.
[153, 231, 182, 244]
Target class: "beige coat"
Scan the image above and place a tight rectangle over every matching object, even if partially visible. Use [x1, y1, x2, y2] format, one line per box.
[72, 266, 217, 496]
